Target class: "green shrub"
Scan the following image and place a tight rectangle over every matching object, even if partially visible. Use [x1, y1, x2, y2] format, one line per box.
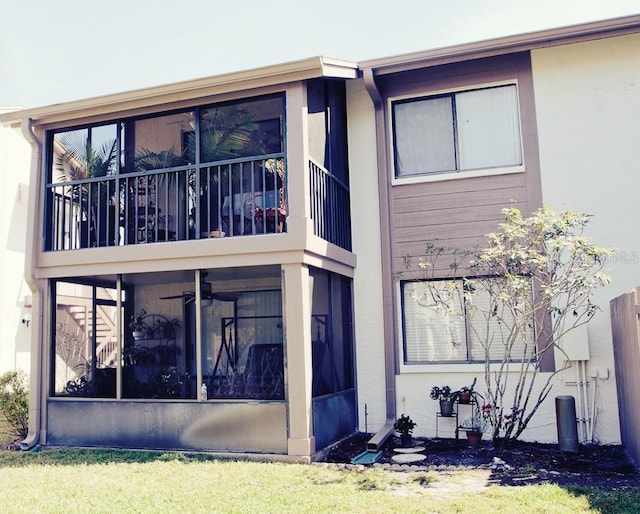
[0, 370, 29, 440]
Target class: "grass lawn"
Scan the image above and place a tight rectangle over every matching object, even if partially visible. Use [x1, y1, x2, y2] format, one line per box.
[0, 448, 638, 513]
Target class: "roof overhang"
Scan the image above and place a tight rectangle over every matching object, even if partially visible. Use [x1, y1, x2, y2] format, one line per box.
[360, 14, 640, 76]
[0, 56, 358, 127]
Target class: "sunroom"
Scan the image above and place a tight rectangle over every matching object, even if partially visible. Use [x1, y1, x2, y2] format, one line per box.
[6, 57, 359, 458]
[50, 265, 354, 454]
[48, 94, 290, 249]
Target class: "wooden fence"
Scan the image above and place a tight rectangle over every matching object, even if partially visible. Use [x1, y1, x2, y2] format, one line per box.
[610, 287, 640, 468]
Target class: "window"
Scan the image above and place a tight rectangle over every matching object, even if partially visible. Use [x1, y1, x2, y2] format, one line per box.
[46, 94, 286, 250]
[53, 280, 123, 398]
[401, 279, 534, 364]
[392, 84, 522, 178]
[52, 268, 288, 401]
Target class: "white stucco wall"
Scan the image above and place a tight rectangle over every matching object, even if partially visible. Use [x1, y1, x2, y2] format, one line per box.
[346, 79, 388, 434]
[531, 33, 640, 444]
[0, 110, 32, 375]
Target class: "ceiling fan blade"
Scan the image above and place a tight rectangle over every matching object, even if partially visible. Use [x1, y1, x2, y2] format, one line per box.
[160, 292, 195, 300]
[211, 292, 238, 302]
[160, 287, 236, 303]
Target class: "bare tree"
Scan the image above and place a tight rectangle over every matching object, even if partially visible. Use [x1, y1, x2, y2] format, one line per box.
[406, 206, 612, 446]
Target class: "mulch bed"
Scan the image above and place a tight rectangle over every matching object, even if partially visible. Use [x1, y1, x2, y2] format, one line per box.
[317, 432, 640, 490]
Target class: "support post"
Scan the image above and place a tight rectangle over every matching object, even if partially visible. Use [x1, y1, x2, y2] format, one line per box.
[282, 263, 315, 456]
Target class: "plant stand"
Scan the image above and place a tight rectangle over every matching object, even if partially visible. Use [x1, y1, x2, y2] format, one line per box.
[435, 395, 479, 439]
[435, 402, 459, 438]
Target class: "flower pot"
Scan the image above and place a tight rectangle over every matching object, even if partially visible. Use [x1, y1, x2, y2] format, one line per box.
[400, 433, 412, 448]
[465, 430, 482, 448]
[458, 391, 471, 404]
[132, 330, 145, 340]
[439, 399, 455, 417]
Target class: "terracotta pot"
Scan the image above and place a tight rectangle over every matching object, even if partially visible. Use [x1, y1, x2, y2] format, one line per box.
[466, 430, 482, 448]
[458, 391, 471, 404]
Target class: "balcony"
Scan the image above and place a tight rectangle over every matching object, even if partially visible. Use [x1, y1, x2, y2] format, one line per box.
[47, 154, 286, 250]
[44, 92, 351, 253]
[47, 155, 352, 251]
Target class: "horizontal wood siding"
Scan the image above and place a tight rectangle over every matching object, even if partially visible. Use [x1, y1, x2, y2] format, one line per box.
[376, 52, 542, 281]
[392, 173, 528, 278]
[368, 51, 543, 378]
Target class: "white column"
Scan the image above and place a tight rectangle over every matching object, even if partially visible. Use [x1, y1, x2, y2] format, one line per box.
[284, 83, 314, 236]
[282, 262, 315, 456]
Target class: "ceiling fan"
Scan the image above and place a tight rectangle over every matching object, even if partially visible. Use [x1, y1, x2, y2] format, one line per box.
[160, 274, 237, 304]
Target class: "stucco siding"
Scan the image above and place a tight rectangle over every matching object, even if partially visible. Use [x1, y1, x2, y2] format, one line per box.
[346, 79, 388, 434]
[0, 117, 31, 375]
[532, 32, 640, 444]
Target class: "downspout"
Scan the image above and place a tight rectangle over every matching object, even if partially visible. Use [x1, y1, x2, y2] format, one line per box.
[581, 360, 592, 442]
[362, 68, 397, 451]
[19, 118, 44, 450]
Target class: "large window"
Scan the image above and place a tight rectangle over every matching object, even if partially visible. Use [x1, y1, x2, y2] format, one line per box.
[53, 280, 122, 397]
[392, 84, 522, 178]
[195, 289, 284, 401]
[52, 268, 286, 401]
[46, 94, 286, 250]
[309, 268, 354, 398]
[401, 279, 534, 364]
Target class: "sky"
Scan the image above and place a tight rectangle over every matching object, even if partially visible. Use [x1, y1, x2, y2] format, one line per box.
[1, 0, 639, 109]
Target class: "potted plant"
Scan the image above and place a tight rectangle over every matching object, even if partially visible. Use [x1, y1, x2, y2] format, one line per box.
[54, 130, 119, 247]
[456, 377, 477, 404]
[144, 367, 189, 399]
[430, 385, 455, 417]
[394, 414, 417, 447]
[129, 308, 149, 340]
[152, 315, 180, 339]
[460, 409, 489, 448]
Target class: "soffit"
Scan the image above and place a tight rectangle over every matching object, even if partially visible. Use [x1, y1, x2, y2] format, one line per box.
[0, 56, 358, 128]
[361, 14, 640, 76]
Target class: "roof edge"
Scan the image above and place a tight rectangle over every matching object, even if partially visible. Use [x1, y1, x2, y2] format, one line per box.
[360, 13, 640, 74]
[0, 56, 358, 126]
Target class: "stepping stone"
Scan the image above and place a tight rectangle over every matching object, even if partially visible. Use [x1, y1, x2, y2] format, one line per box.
[393, 446, 425, 453]
[392, 453, 426, 464]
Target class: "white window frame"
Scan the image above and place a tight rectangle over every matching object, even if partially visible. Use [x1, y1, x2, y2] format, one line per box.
[389, 80, 525, 186]
[397, 278, 535, 374]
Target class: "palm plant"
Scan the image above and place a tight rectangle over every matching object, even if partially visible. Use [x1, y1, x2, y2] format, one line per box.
[132, 105, 261, 196]
[199, 105, 259, 162]
[133, 147, 186, 171]
[54, 130, 119, 246]
[55, 130, 117, 181]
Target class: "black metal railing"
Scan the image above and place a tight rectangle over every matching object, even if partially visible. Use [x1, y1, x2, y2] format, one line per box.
[309, 159, 352, 251]
[46, 155, 287, 251]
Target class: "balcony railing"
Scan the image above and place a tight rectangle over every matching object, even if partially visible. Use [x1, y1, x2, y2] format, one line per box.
[46, 155, 287, 251]
[309, 159, 352, 251]
[45, 155, 352, 252]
